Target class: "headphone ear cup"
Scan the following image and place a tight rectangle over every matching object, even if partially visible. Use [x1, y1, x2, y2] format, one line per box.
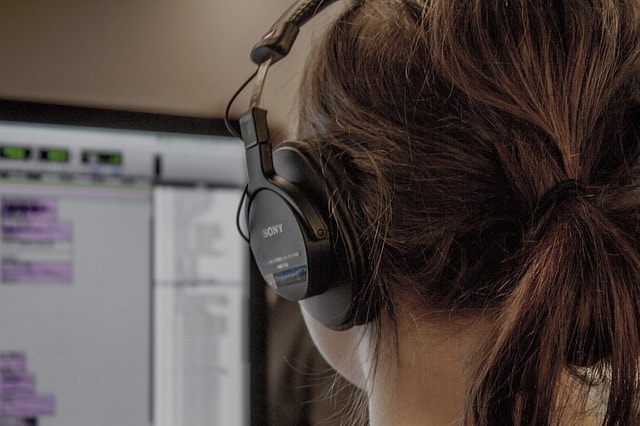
[271, 140, 368, 330]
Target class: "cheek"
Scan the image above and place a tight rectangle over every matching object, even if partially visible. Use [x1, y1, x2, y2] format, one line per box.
[300, 305, 370, 390]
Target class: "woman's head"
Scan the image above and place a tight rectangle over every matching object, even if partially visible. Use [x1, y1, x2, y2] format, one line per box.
[296, 0, 640, 423]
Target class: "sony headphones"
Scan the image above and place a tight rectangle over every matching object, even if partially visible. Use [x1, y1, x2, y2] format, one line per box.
[230, 0, 373, 330]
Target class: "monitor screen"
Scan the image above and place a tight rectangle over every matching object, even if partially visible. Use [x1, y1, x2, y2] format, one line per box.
[0, 102, 264, 426]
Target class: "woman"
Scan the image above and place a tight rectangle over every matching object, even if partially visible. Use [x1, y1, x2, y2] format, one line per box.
[293, 0, 640, 424]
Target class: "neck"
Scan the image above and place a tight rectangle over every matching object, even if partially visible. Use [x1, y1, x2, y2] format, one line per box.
[364, 308, 606, 425]
[367, 310, 486, 425]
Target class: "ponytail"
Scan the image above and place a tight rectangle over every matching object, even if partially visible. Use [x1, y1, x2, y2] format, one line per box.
[470, 190, 640, 424]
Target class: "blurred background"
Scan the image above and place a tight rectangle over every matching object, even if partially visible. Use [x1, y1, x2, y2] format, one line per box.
[0, 1, 358, 425]
[0, 0, 339, 132]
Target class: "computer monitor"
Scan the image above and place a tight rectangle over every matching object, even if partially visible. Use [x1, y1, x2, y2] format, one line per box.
[0, 101, 265, 426]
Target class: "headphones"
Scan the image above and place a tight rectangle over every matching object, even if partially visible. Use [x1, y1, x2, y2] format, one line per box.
[232, 0, 373, 330]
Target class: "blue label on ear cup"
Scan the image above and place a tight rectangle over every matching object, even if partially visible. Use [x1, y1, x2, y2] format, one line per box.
[272, 265, 308, 289]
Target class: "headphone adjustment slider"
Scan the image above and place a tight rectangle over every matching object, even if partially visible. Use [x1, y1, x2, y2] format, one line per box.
[239, 107, 270, 149]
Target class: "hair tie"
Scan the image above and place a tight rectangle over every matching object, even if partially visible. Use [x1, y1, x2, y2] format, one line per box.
[533, 180, 587, 221]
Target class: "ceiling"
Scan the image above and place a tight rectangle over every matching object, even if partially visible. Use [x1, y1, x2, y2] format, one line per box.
[0, 0, 341, 131]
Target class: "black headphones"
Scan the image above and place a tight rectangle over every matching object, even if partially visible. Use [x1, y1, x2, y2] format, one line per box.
[232, 0, 373, 330]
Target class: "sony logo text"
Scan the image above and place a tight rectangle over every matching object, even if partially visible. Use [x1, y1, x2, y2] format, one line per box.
[262, 223, 284, 238]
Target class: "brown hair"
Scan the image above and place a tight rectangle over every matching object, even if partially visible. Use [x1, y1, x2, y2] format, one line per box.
[296, 0, 640, 424]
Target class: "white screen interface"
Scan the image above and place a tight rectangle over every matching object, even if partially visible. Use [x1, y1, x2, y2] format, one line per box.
[0, 121, 248, 426]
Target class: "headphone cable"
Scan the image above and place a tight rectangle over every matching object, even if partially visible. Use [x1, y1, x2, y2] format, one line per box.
[236, 183, 250, 242]
[224, 68, 259, 139]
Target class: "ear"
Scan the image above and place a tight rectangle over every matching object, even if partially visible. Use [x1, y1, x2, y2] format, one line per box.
[300, 304, 370, 390]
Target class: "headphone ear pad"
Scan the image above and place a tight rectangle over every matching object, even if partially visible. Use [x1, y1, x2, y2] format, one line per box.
[270, 140, 365, 330]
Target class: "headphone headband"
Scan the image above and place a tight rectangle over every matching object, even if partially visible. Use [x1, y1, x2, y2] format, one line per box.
[250, 0, 341, 65]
